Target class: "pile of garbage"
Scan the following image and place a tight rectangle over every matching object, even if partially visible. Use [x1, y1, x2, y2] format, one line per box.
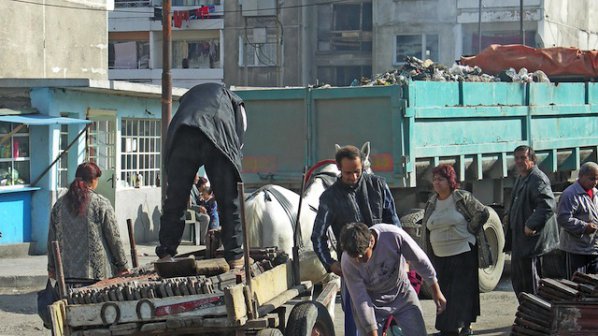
[355, 56, 550, 86]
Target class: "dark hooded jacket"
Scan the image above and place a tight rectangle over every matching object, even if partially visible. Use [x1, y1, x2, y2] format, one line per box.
[165, 83, 245, 178]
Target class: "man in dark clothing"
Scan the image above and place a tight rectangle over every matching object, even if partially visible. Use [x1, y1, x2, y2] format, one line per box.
[311, 145, 401, 336]
[156, 83, 247, 268]
[504, 145, 559, 300]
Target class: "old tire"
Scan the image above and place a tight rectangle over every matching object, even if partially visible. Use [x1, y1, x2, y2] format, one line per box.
[478, 207, 506, 293]
[256, 328, 284, 336]
[285, 301, 335, 336]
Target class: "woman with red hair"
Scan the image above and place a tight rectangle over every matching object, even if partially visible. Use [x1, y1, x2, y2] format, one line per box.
[47, 162, 128, 287]
[423, 164, 489, 336]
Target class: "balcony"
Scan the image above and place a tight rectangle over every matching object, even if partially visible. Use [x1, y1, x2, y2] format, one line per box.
[108, 68, 223, 88]
[114, 0, 151, 8]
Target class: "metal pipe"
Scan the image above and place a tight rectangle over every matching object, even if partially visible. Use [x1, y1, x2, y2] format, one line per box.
[52, 241, 67, 299]
[31, 124, 90, 187]
[237, 182, 255, 319]
[292, 167, 307, 286]
[126, 219, 139, 268]
[161, 0, 172, 203]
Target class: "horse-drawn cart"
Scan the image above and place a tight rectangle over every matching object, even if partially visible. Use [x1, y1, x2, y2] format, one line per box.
[49, 256, 338, 336]
[48, 182, 338, 336]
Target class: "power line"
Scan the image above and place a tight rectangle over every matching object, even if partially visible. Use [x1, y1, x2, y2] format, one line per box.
[5, 0, 355, 15]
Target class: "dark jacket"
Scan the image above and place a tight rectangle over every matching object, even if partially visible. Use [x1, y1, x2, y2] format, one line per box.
[504, 165, 559, 258]
[165, 83, 245, 178]
[311, 173, 401, 272]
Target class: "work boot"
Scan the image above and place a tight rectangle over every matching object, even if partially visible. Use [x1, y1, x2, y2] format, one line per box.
[228, 256, 254, 270]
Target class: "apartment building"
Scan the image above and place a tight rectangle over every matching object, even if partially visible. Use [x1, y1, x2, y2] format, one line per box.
[373, 0, 598, 74]
[108, 0, 224, 88]
[1, 0, 110, 79]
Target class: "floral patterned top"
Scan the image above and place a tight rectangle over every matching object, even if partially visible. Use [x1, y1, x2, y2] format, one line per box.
[47, 191, 128, 280]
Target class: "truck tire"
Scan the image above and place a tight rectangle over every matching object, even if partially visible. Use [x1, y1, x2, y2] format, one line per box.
[255, 328, 283, 336]
[285, 301, 335, 336]
[478, 207, 506, 292]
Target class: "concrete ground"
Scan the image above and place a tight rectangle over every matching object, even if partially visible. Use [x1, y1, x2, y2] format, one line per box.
[0, 244, 518, 335]
[330, 271, 517, 336]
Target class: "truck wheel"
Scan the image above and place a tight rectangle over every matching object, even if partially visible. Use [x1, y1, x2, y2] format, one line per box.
[256, 328, 283, 336]
[285, 301, 335, 336]
[478, 207, 506, 293]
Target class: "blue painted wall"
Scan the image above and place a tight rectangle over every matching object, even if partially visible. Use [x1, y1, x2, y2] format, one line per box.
[0, 190, 33, 244]
[25, 86, 181, 254]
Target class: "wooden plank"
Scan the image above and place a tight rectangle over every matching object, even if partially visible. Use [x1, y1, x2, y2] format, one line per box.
[139, 322, 167, 333]
[224, 284, 247, 323]
[110, 322, 139, 335]
[316, 278, 339, 307]
[50, 299, 68, 336]
[66, 293, 226, 327]
[252, 262, 292, 306]
[257, 283, 310, 317]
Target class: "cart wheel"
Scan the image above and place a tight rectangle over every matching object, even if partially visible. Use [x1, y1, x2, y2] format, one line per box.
[285, 301, 335, 336]
[256, 328, 283, 336]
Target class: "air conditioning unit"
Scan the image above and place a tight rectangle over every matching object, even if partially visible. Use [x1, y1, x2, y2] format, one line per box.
[241, 0, 277, 17]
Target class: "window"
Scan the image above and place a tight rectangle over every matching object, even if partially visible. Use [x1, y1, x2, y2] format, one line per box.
[173, 39, 220, 69]
[120, 119, 161, 188]
[0, 122, 30, 187]
[333, 3, 372, 31]
[108, 41, 150, 69]
[239, 33, 277, 67]
[317, 65, 372, 87]
[57, 123, 69, 188]
[396, 34, 439, 63]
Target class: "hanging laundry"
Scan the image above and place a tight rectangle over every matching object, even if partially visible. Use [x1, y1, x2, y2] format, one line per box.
[182, 10, 190, 25]
[199, 5, 209, 19]
[173, 11, 183, 28]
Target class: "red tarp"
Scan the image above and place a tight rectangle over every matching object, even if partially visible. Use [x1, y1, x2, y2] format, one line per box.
[460, 44, 598, 78]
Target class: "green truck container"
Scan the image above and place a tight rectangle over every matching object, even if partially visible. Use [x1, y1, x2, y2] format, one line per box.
[234, 81, 598, 292]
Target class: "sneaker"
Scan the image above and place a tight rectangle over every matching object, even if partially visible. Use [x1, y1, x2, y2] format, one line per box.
[228, 256, 254, 269]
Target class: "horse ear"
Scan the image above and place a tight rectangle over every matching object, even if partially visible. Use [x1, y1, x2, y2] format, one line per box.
[361, 142, 371, 159]
[334, 144, 341, 152]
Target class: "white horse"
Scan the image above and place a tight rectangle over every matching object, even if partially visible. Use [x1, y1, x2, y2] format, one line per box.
[244, 142, 372, 284]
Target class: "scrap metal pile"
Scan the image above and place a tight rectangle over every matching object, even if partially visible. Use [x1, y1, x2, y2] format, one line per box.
[512, 272, 598, 335]
[355, 56, 551, 86]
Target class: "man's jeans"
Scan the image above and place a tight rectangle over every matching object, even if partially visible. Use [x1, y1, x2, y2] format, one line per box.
[156, 126, 243, 262]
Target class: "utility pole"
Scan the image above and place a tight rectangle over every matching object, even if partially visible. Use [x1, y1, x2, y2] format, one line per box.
[478, 0, 482, 53]
[161, 0, 172, 202]
[520, 0, 525, 45]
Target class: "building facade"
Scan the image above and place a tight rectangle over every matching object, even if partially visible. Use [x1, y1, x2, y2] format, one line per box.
[373, 0, 598, 74]
[108, 0, 224, 88]
[1, 0, 110, 80]
[0, 79, 187, 254]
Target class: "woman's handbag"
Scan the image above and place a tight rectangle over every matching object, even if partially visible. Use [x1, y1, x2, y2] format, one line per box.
[477, 229, 495, 269]
[37, 279, 59, 329]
